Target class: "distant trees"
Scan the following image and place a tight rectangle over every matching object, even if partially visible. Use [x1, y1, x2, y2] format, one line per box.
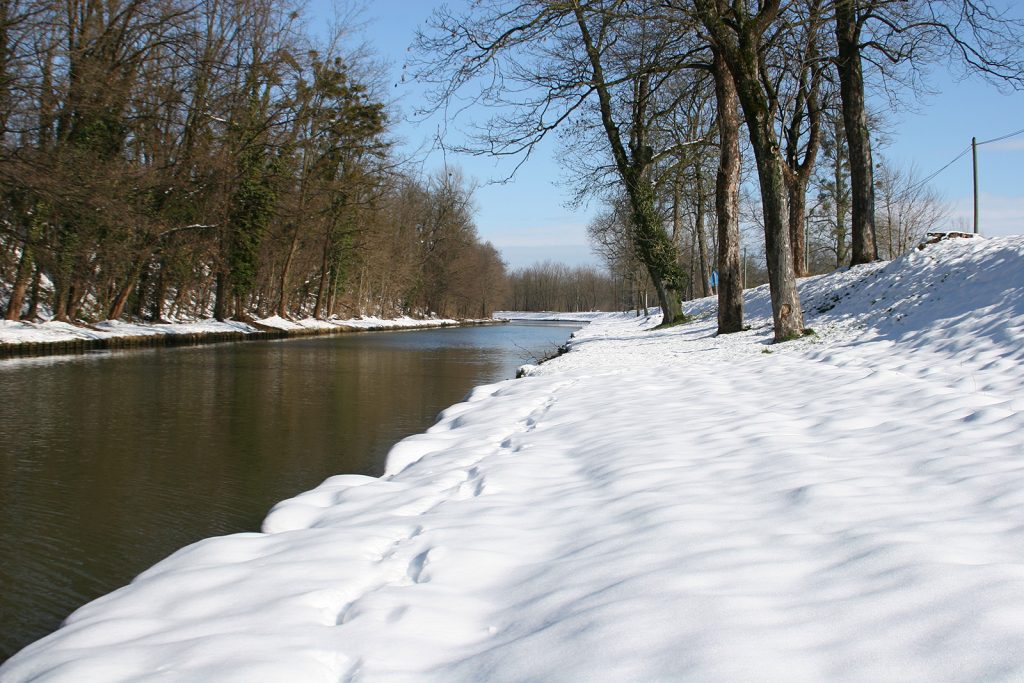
[0, 0, 509, 322]
[873, 159, 948, 259]
[588, 198, 658, 313]
[505, 262, 624, 313]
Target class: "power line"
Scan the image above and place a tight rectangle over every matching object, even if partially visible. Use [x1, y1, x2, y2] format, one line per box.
[899, 145, 971, 198]
[976, 126, 1024, 147]
[894, 124, 1024, 202]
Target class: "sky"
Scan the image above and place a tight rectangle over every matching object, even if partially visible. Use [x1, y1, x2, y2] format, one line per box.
[311, 1, 1024, 270]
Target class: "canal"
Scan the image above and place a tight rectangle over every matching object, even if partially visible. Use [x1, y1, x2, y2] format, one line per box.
[0, 321, 579, 661]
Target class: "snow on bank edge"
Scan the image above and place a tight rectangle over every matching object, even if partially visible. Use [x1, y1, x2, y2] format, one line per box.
[494, 310, 610, 322]
[0, 315, 460, 346]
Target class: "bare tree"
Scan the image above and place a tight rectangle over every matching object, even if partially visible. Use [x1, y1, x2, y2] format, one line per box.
[832, 0, 1024, 268]
[874, 157, 948, 258]
[781, 0, 829, 278]
[414, 0, 696, 324]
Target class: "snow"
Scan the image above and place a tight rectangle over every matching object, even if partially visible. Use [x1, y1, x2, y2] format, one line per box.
[495, 310, 609, 322]
[0, 318, 257, 344]
[0, 316, 459, 346]
[5, 235, 1024, 681]
[253, 315, 460, 332]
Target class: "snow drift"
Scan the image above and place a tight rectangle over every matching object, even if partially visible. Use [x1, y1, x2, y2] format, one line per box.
[4, 235, 1024, 682]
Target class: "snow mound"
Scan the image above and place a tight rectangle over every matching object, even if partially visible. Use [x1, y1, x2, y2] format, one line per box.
[4, 237, 1024, 682]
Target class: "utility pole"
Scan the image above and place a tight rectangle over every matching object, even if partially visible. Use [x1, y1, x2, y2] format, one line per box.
[972, 136, 979, 234]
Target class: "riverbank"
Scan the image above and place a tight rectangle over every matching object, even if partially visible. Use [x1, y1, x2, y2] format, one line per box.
[494, 310, 610, 323]
[5, 235, 1024, 681]
[0, 315, 498, 359]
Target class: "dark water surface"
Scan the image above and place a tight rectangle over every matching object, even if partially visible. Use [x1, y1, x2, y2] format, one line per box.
[0, 322, 578, 661]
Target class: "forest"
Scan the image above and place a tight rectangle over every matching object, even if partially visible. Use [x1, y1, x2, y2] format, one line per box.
[1, 1, 1020, 325]
[0, 0, 512, 323]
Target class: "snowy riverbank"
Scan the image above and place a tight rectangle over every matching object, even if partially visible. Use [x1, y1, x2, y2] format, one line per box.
[0, 315, 467, 357]
[494, 310, 609, 322]
[5, 235, 1024, 681]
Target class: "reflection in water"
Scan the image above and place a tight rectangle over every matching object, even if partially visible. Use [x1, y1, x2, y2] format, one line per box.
[0, 322, 577, 661]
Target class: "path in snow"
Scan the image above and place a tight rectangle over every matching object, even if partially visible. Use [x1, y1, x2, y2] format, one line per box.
[4, 236, 1024, 682]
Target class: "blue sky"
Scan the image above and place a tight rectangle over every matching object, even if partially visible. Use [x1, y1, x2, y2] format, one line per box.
[312, 1, 1024, 269]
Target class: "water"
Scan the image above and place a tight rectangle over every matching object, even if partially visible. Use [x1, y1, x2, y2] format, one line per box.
[0, 322, 578, 662]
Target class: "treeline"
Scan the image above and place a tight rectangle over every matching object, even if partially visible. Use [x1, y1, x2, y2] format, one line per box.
[505, 262, 624, 312]
[416, 0, 1024, 339]
[0, 0, 508, 323]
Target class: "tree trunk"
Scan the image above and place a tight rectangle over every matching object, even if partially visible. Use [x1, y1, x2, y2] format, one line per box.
[671, 176, 684, 247]
[835, 0, 877, 265]
[52, 282, 69, 321]
[213, 271, 229, 321]
[108, 285, 132, 321]
[26, 266, 42, 320]
[788, 177, 809, 276]
[66, 281, 84, 320]
[314, 236, 330, 319]
[277, 228, 299, 318]
[51, 237, 74, 321]
[782, 2, 823, 278]
[5, 240, 32, 320]
[132, 262, 151, 319]
[328, 266, 341, 317]
[150, 261, 168, 322]
[694, 163, 712, 298]
[687, 232, 696, 301]
[628, 184, 682, 323]
[109, 255, 154, 321]
[713, 48, 744, 334]
[733, 70, 804, 341]
[108, 270, 140, 320]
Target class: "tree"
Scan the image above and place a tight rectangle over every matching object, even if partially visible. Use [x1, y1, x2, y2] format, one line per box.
[415, 0, 688, 325]
[587, 199, 654, 313]
[710, 46, 743, 333]
[781, 0, 828, 278]
[570, 3, 689, 323]
[811, 108, 852, 269]
[691, 0, 805, 341]
[833, 0, 878, 265]
[874, 158, 948, 258]
[832, 0, 1024, 268]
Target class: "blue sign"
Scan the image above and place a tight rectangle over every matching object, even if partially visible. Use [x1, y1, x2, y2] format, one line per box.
[709, 270, 719, 288]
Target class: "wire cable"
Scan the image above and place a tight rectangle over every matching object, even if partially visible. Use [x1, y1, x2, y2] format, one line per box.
[899, 145, 971, 198]
[877, 124, 1023, 206]
[976, 126, 1024, 146]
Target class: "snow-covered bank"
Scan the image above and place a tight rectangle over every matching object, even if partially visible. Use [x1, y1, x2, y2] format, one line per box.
[495, 310, 609, 322]
[0, 315, 465, 357]
[5, 236, 1024, 682]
